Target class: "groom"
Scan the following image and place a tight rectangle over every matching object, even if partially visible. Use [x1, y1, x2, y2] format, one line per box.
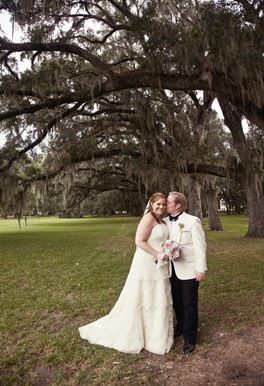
[164, 191, 207, 355]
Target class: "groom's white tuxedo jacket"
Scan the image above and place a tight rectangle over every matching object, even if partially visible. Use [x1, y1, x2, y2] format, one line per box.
[164, 211, 207, 280]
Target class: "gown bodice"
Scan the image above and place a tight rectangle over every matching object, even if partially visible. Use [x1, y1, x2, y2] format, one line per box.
[130, 222, 170, 280]
[147, 223, 169, 251]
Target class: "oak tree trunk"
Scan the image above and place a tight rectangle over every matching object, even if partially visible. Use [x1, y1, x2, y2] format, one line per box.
[217, 95, 264, 238]
[203, 180, 223, 231]
[187, 177, 203, 221]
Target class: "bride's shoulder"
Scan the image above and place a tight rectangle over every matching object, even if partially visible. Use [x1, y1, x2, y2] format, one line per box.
[140, 213, 163, 230]
[140, 212, 155, 225]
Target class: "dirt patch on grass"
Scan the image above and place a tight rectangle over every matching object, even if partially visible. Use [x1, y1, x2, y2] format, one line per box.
[142, 325, 264, 386]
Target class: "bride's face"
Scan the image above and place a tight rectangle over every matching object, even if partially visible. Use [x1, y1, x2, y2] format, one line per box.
[151, 198, 166, 216]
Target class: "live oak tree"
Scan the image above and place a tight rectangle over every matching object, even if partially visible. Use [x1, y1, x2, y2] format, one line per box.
[3, 86, 231, 223]
[0, 0, 263, 236]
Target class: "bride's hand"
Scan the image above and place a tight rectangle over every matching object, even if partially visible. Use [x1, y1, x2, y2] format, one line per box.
[156, 252, 168, 261]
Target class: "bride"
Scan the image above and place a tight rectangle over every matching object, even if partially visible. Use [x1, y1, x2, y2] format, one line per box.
[78, 192, 174, 355]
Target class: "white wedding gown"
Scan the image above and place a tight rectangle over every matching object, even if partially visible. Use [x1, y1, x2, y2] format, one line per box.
[78, 223, 174, 355]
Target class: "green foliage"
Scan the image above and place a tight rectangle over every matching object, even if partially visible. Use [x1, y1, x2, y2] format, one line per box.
[0, 214, 263, 385]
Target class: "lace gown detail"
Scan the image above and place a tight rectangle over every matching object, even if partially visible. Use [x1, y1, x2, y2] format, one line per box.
[78, 223, 174, 355]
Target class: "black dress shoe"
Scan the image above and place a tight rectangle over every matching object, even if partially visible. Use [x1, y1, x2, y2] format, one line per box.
[182, 343, 195, 355]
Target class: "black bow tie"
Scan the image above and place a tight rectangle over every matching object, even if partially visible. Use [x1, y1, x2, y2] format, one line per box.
[169, 212, 182, 222]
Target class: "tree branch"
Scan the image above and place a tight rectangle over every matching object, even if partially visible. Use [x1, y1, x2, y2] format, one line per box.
[0, 101, 83, 172]
[0, 39, 113, 75]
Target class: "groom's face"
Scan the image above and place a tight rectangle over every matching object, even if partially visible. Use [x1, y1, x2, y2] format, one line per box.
[166, 195, 181, 215]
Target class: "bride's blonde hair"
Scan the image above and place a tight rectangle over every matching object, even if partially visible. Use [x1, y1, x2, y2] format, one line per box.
[169, 191, 187, 211]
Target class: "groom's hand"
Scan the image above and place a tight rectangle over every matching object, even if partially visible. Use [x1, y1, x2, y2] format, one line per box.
[196, 272, 206, 282]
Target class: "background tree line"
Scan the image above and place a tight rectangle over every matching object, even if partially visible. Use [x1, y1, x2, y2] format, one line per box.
[0, 0, 263, 237]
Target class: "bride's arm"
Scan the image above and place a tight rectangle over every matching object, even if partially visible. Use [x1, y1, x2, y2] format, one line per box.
[135, 214, 165, 260]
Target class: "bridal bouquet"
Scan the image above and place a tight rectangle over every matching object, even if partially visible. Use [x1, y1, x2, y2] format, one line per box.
[156, 240, 182, 268]
[163, 240, 182, 261]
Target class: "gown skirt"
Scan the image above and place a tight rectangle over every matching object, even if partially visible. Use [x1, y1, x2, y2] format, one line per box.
[78, 223, 174, 355]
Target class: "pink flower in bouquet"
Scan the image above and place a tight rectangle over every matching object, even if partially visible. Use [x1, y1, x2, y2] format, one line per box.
[163, 240, 173, 256]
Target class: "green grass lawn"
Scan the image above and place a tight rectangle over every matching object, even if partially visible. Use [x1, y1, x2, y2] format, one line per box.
[0, 214, 264, 385]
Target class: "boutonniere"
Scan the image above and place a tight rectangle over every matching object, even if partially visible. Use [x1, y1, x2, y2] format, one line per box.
[178, 223, 184, 244]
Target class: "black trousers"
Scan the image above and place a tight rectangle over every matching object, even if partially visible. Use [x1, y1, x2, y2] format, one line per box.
[170, 263, 199, 345]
